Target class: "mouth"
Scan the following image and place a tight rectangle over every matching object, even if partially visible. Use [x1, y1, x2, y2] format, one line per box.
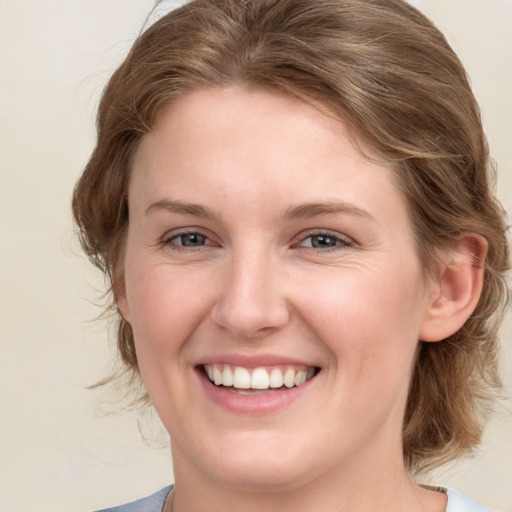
[202, 363, 319, 394]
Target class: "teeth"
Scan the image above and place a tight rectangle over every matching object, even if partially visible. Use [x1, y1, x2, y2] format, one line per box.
[294, 370, 307, 386]
[251, 368, 270, 389]
[283, 368, 295, 388]
[213, 366, 223, 385]
[223, 366, 233, 387]
[204, 364, 316, 390]
[233, 367, 251, 389]
[269, 368, 284, 388]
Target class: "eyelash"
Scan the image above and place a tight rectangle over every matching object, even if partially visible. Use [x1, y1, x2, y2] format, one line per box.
[295, 230, 353, 252]
[160, 229, 214, 252]
[160, 229, 353, 253]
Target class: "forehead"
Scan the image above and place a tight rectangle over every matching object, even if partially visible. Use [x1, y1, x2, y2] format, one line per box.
[135, 87, 392, 183]
[131, 87, 407, 226]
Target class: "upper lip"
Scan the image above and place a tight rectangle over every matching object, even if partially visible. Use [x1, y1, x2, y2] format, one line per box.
[196, 353, 320, 369]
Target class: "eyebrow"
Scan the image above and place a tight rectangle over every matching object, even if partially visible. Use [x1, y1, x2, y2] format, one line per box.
[145, 199, 374, 223]
[283, 201, 375, 221]
[145, 199, 218, 221]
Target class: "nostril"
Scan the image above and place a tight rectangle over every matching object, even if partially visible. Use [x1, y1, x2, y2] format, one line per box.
[210, 300, 291, 339]
[209, 265, 290, 338]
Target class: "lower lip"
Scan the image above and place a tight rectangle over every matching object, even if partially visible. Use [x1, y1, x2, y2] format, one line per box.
[197, 368, 316, 415]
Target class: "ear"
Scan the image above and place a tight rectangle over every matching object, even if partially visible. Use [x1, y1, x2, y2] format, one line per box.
[420, 233, 487, 342]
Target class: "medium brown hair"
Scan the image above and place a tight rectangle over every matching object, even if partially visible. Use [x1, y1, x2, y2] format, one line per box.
[72, 0, 509, 473]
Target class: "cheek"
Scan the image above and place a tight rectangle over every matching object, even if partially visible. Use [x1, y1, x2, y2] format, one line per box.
[300, 263, 423, 335]
[124, 265, 212, 413]
[124, 260, 213, 359]
[295, 263, 425, 380]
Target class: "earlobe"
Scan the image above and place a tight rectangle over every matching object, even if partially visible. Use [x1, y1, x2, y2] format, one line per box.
[420, 233, 487, 342]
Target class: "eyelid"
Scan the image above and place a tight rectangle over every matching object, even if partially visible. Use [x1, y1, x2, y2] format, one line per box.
[158, 227, 354, 252]
[160, 226, 218, 249]
[166, 229, 209, 242]
[293, 229, 354, 250]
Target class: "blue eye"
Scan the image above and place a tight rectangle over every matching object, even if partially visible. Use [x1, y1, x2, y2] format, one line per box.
[300, 233, 350, 249]
[170, 232, 208, 247]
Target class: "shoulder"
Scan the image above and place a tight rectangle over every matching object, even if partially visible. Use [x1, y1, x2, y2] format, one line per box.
[445, 488, 493, 512]
[91, 486, 173, 512]
[90, 485, 494, 512]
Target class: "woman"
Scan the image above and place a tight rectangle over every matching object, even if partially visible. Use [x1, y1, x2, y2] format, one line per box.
[73, 0, 509, 511]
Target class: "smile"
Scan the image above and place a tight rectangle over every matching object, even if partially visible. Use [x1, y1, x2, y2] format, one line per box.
[203, 364, 317, 391]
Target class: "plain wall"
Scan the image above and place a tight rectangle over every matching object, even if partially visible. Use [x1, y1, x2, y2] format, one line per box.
[1, 1, 511, 511]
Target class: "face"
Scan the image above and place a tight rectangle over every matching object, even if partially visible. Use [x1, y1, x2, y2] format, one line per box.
[118, 87, 436, 491]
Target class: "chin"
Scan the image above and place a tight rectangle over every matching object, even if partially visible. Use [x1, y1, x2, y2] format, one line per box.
[198, 431, 315, 492]
[211, 459, 310, 493]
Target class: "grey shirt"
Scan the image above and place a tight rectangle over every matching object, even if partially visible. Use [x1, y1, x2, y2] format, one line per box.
[93, 485, 493, 512]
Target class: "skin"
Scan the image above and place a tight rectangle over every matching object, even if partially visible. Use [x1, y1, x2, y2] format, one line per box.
[118, 87, 483, 512]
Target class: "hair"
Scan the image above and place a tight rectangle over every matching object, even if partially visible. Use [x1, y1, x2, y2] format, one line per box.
[72, 0, 509, 473]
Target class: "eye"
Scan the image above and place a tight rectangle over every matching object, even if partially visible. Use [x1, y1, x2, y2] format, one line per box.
[298, 232, 352, 250]
[171, 232, 208, 247]
[161, 230, 213, 251]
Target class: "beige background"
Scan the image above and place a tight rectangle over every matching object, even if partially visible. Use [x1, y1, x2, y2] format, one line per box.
[1, 1, 511, 511]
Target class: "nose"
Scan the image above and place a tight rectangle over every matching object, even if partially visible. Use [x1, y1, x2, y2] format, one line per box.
[210, 251, 290, 339]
